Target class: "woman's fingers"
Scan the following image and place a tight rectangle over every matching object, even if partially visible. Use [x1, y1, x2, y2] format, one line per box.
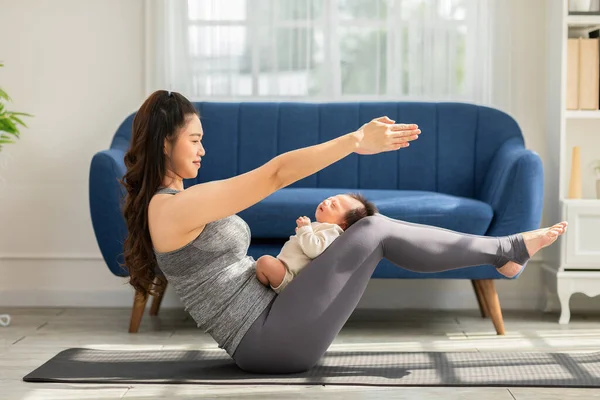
[391, 138, 418, 147]
[390, 132, 420, 142]
[389, 132, 420, 150]
[386, 142, 409, 151]
[389, 123, 418, 131]
[390, 128, 420, 137]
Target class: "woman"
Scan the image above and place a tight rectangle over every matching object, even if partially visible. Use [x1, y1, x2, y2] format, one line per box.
[121, 90, 567, 374]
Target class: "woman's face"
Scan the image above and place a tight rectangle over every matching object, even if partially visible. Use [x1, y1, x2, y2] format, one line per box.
[315, 194, 363, 229]
[164, 114, 205, 181]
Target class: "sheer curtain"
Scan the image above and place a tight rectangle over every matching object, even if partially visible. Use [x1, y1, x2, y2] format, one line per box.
[145, 0, 495, 104]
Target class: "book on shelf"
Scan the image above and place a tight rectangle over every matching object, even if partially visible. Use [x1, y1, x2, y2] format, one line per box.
[567, 37, 600, 110]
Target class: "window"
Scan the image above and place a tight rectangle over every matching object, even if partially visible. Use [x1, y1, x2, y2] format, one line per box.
[147, 0, 491, 102]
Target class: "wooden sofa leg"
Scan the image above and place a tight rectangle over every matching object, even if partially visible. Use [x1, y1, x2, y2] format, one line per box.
[129, 290, 148, 333]
[471, 280, 489, 318]
[478, 279, 505, 335]
[150, 277, 167, 316]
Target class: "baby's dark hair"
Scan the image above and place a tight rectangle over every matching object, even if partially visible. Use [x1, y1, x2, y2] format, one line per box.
[342, 192, 379, 230]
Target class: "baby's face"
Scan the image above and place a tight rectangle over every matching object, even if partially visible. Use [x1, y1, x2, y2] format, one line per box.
[315, 194, 364, 229]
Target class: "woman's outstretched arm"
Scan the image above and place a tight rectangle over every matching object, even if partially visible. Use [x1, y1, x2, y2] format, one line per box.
[274, 129, 362, 188]
[275, 118, 419, 188]
[165, 118, 419, 233]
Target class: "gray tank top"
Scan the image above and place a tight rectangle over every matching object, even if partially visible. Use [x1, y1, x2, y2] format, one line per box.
[152, 187, 276, 356]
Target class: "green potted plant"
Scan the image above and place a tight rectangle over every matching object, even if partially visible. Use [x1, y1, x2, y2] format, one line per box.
[0, 62, 32, 327]
[0, 62, 32, 152]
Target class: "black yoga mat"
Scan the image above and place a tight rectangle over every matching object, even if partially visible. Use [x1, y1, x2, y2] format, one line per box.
[23, 348, 600, 387]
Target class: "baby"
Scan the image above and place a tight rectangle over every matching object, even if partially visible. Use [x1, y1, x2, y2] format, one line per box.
[255, 192, 378, 293]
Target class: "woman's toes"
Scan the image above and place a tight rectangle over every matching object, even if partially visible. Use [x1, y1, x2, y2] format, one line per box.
[550, 222, 567, 236]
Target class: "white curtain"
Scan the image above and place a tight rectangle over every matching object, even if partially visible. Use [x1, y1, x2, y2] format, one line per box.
[145, 0, 496, 104]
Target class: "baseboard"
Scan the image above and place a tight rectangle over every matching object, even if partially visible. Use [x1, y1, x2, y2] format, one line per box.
[1, 258, 598, 312]
[0, 252, 102, 260]
[0, 288, 184, 308]
[0, 284, 544, 311]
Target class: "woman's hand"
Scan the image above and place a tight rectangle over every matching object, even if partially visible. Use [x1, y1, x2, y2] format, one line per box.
[353, 116, 420, 155]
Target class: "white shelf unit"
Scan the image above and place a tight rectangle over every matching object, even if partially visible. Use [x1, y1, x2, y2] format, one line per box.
[566, 15, 600, 26]
[565, 110, 600, 118]
[543, 2, 600, 324]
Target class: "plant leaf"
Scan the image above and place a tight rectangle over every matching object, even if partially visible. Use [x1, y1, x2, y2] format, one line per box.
[0, 134, 16, 143]
[10, 115, 27, 128]
[0, 64, 30, 148]
[0, 119, 18, 135]
[0, 87, 11, 102]
[0, 129, 19, 139]
[1, 117, 17, 131]
[0, 133, 18, 143]
[8, 112, 33, 117]
[0, 132, 16, 140]
[0, 120, 15, 133]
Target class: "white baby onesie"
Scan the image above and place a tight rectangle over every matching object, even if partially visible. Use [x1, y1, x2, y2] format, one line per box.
[271, 221, 344, 293]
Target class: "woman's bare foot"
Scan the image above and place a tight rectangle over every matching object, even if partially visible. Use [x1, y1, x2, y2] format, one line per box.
[497, 221, 568, 278]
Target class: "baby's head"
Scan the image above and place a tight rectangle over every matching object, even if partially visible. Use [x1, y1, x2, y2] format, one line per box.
[315, 192, 379, 231]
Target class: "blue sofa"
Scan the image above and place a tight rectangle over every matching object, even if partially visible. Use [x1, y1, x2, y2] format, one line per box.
[89, 101, 544, 334]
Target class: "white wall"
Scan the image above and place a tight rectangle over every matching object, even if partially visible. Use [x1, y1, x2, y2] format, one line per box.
[0, 0, 597, 315]
[0, 0, 146, 305]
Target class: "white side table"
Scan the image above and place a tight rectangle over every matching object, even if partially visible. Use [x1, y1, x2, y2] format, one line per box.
[543, 199, 600, 324]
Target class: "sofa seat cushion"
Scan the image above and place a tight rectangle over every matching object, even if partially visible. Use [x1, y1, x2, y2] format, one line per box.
[238, 188, 494, 239]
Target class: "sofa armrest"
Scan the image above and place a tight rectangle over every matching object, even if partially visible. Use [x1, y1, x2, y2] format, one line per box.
[89, 148, 129, 277]
[477, 137, 544, 236]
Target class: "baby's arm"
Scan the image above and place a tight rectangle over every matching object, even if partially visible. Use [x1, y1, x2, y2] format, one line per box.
[296, 224, 343, 259]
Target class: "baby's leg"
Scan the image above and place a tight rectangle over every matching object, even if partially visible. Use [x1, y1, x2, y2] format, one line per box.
[255, 255, 287, 288]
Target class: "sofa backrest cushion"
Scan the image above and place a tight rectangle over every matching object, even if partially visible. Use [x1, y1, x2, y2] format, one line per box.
[113, 101, 523, 198]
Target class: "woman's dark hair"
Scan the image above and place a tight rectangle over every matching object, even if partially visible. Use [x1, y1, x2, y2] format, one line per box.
[342, 192, 379, 230]
[119, 90, 198, 300]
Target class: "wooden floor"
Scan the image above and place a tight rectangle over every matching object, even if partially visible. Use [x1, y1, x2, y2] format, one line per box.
[1, 307, 600, 399]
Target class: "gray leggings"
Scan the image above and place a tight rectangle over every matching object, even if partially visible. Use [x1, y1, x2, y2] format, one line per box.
[232, 214, 530, 374]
